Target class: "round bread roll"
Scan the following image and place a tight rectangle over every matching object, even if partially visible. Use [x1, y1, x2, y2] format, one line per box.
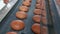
[16, 11, 27, 19]
[34, 9, 41, 15]
[42, 10, 46, 17]
[41, 26, 48, 34]
[36, 0, 41, 4]
[42, 17, 47, 25]
[41, 1, 45, 10]
[6, 32, 17, 34]
[10, 20, 25, 30]
[23, 1, 31, 6]
[32, 23, 40, 34]
[41, 5, 45, 10]
[36, 4, 41, 9]
[19, 6, 28, 12]
[33, 15, 40, 23]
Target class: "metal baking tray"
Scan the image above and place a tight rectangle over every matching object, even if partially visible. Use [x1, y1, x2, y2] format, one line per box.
[0, 0, 49, 34]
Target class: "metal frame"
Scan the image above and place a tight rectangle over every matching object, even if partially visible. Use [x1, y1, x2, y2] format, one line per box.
[0, 0, 18, 22]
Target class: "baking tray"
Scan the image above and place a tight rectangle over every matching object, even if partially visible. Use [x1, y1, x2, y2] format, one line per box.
[0, 0, 49, 34]
[47, 0, 60, 34]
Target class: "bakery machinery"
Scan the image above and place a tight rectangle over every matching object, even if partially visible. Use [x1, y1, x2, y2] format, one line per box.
[0, 0, 18, 22]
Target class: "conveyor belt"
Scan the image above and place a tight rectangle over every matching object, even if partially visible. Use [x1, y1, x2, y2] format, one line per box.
[0, 0, 50, 34]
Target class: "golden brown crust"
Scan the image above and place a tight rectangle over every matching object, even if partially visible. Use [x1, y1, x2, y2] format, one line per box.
[23, 1, 31, 6]
[32, 23, 40, 34]
[36, 4, 41, 9]
[16, 11, 27, 19]
[19, 6, 29, 12]
[41, 10, 46, 17]
[10, 20, 25, 30]
[33, 15, 40, 23]
[41, 0, 45, 10]
[34, 9, 41, 15]
[36, 0, 41, 4]
[41, 26, 48, 34]
[42, 17, 47, 25]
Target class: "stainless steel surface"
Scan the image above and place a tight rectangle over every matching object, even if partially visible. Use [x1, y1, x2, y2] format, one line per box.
[0, 0, 18, 22]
